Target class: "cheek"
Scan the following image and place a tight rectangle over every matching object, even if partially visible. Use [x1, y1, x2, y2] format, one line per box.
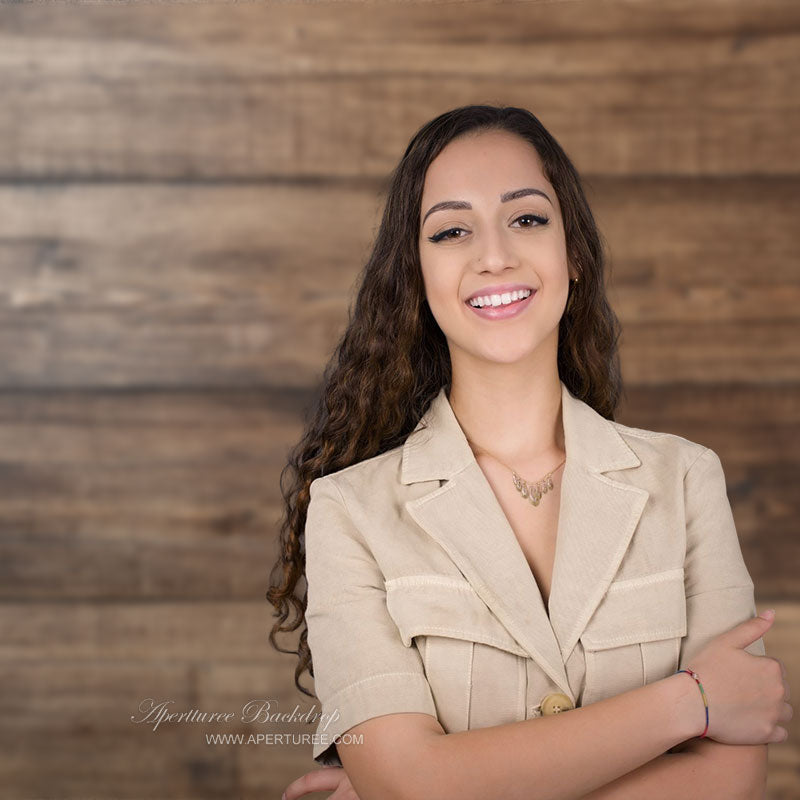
[427, 295, 460, 337]
[421, 264, 459, 316]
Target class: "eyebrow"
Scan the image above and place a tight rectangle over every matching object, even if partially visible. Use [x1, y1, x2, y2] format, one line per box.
[422, 187, 553, 225]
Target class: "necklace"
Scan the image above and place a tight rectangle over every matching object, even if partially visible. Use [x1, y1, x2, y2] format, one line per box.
[468, 439, 566, 508]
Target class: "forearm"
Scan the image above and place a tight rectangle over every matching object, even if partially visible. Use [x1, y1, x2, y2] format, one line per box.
[580, 742, 764, 800]
[405, 673, 705, 800]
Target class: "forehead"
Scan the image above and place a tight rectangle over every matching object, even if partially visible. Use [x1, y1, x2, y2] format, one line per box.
[421, 130, 550, 202]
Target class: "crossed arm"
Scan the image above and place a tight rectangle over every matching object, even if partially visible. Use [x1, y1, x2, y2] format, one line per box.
[328, 674, 769, 800]
[284, 724, 768, 800]
[303, 450, 771, 799]
[580, 738, 767, 799]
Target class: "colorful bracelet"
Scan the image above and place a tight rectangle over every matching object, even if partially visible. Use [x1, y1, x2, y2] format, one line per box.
[675, 667, 709, 738]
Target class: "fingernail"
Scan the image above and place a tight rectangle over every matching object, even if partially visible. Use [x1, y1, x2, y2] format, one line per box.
[759, 608, 775, 619]
[282, 794, 286, 800]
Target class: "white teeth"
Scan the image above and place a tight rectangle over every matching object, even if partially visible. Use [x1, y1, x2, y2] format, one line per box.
[468, 288, 532, 308]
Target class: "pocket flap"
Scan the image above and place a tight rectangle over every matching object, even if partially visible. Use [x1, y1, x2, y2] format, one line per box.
[581, 568, 687, 650]
[385, 575, 528, 657]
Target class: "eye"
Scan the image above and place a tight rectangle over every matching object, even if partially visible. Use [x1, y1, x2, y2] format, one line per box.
[427, 226, 467, 243]
[426, 213, 549, 244]
[513, 213, 549, 229]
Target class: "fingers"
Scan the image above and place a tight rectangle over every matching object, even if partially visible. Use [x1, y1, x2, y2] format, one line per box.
[769, 726, 789, 744]
[773, 658, 791, 702]
[777, 660, 790, 699]
[284, 767, 347, 800]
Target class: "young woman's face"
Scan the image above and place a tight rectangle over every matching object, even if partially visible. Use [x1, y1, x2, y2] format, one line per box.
[418, 129, 574, 368]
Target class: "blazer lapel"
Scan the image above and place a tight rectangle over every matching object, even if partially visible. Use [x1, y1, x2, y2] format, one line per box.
[401, 380, 649, 699]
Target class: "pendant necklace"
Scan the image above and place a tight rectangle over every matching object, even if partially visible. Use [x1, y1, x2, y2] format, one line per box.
[468, 440, 566, 508]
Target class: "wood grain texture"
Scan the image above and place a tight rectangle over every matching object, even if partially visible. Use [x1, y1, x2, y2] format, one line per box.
[0, 645, 319, 798]
[0, 1, 798, 178]
[0, 0, 796, 797]
[0, 177, 796, 388]
[0, 385, 797, 600]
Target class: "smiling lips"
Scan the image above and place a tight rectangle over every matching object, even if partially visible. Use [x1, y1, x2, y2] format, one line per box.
[468, 288, 532, 308]
[465, 288, 536, 320]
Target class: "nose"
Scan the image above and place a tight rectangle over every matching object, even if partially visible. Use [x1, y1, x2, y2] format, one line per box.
[474, 225, 521, 273]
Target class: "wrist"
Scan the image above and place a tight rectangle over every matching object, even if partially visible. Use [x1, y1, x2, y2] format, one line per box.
[660, 671, 709, 743]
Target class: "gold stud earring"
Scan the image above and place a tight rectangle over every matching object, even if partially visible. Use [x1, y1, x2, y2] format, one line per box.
[566, 275, 579, 312]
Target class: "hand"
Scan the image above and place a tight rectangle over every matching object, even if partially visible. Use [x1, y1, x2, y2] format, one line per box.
[687, 609, 792, 745]
[282, 766, 362, 800]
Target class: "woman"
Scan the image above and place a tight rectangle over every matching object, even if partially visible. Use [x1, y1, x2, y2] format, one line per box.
[269, 105, 791, 800]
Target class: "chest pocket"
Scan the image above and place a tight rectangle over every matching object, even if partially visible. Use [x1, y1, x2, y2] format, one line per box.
[580, 568, 687, 705]
[385, 576, 528, 733]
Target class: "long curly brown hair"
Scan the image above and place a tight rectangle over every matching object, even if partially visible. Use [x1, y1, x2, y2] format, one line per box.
[266, 104, 623, 697]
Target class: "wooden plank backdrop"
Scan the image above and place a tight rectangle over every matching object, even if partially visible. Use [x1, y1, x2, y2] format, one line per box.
[0, 0, 797, 797]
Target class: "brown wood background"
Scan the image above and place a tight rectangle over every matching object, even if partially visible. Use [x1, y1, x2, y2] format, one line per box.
[0, 0, 797, 797]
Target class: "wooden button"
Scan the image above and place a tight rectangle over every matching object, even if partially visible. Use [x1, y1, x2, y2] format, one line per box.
[540, 692, 574, 715]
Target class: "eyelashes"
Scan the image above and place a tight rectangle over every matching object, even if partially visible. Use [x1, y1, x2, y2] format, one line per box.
[426, 213, 550, 244]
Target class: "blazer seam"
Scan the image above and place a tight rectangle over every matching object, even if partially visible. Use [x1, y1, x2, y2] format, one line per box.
[326, 443, 403, 482]
[399, 626, 524, 653]
[685, 583, 754, 600]
[328, 671, 431, 700]
[327, 476, 379, 559]
[410, 462, 473, 506]
[312, 478, 386, 612]
[329, 476, 354, 518]
[613, 425, 671, 440]
[385, 575, 473, 591]
[683, 445, 712, 483]
[607, 568, 685, 592]
[583, 626, 685, 648]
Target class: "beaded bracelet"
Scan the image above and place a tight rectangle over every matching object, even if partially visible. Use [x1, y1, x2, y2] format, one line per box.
[675, 667, 709, 738]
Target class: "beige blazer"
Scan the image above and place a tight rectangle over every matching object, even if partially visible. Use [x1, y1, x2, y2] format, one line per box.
[304, 380, 765, 767]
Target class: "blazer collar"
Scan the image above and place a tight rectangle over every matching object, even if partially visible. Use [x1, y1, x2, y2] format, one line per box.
[400, 380, 649, 701]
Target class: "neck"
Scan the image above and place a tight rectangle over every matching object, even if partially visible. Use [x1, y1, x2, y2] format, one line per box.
[447, 368, 565, 473]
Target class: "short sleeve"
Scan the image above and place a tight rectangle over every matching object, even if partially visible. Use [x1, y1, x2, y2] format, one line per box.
[678, 447, 766, 671]
[304, 476, 437, 767]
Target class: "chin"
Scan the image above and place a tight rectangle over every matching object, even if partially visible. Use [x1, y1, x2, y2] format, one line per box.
[476, 344, 541, 365]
